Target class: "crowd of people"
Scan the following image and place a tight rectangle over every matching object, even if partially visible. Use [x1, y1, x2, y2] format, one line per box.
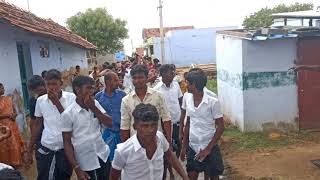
[0, 55, 225, 180]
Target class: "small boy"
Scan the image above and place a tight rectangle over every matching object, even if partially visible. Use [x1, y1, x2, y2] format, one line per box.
[61, 76, 113, 180]
[110, 103, 189, 180]
[180, 70, 224, 180]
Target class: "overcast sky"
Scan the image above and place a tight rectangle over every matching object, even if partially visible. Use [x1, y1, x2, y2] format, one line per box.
[6, 0, 318, 54]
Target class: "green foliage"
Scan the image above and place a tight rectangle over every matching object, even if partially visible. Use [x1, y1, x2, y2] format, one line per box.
[243, 3, 313, 29]
[224, 126, 317, 150]
[206, 79, 217, 94]
[66, 8, 128, 53]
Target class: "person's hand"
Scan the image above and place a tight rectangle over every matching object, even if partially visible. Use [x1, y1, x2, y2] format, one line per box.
[84, 94, 95, 110]
[9, 113, 17, 121]
[48, 89, 60, 105]
[25, 149, 34, 167]
[22, 151, 31, 169]
[195, 148, 211, 162]
[180, 146, 187, 161]
[182, 176, 190, 180]
[75, 168, 91, 180]
[179, 130, 184, 145]
[289, 65, 304, 72]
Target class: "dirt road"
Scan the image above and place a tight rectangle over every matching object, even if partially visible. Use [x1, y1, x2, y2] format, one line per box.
[225, 142, 320, 180]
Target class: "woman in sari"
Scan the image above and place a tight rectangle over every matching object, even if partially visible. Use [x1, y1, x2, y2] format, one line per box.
[0, 83, 27, 168]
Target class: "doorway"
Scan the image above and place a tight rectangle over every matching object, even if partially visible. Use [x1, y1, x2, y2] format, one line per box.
[16, 42, 33, 110]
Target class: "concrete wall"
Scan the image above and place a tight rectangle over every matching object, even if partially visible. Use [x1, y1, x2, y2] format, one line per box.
[242, 39, 298, 131]
[0, 23, 23, 95]
[153, 27, 237, 67]
[0, 22, 88, 95]
[216, 35, 245, 131]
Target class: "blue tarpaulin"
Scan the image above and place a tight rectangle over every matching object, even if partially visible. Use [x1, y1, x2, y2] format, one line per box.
[115, 51, 126, 61]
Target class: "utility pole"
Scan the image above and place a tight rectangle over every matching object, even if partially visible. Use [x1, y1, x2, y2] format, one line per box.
[131, 39, 134, 56]
[27, 0, 30, 11]
[158, 0, 165, 64]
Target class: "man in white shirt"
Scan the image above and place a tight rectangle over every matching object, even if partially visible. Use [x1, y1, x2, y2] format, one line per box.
[61, 76, 113, 180]
[110, 103, 188, 180]
[180, 70, 225, 180]
[120, 65, 172, 144]
[179, 68, 217, 144]
[154, 64, 183, 157]
[26, 69, 76, 180]
[154, 64, 183, 180]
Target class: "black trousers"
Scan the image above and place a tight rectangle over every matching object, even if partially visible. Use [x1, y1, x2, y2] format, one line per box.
[172, 123, 181, 157]
[85, 158, 110, 180]
[35, 144, 72, 180]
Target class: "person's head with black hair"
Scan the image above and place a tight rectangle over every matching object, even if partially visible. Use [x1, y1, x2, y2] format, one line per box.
[159, 64, 175, 86]
[132, 103, 159, 143]
[0, 168, 24, 180]
[28, 75, 46, 97]
[102, 63, 108, 70]
[72, 76, 95, 108]
[44, 69, 63, 95]
[75, 65, 80, 71]
[130, 64, 149, 90]
[186, 70, 207, 93]
[41, 70, 47, 79]
[170, 64, 176, 71]
[153, 58, 160, 65]
[106, 65, 116, 72]
[104, 71, 120, 91]
[0, 83, 4, 96]
[189, 67, 203, 73]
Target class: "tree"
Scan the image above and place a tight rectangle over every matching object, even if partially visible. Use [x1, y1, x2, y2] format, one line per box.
[243, 3, 313, 29]
[66, 8, 128, 53]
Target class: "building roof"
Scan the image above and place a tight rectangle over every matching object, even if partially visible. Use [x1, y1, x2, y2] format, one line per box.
[272, 10, 320, 19]
[217, 27, 320, 41]
[142, 26, 194, 40]
[0, 1, 96, 50]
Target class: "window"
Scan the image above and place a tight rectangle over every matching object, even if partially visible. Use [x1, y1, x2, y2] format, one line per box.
[39, 41, 50, 58]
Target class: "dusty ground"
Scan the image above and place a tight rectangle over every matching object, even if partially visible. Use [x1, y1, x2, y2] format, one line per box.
[19, 120, 320, 180]
[222, 139, 320, 180]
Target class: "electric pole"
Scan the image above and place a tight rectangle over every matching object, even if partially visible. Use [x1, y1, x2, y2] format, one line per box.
[158, 0, 165, 64]
[27, 0, 30, 11]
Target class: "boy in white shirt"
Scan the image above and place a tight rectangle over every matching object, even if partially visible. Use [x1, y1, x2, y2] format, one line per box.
[110, 103, 189, 180]
[180, 70, 225, 180]
[61, 76, 113, 180]
[27, 69, 76, 180]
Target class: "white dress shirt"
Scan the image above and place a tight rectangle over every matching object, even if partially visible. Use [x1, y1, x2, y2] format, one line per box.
[34, 91, 76, 151]
[153, 81, 183, 124]
[61, 100, 110, 171]
[182, 91, 223, 154]
[112, 131, 169, 180]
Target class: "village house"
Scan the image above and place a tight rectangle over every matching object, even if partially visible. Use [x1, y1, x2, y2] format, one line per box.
[0, 1, 96, 112]
[216, 28, 320, 132]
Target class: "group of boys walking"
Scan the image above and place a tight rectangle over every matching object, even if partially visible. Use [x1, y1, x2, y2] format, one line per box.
[26, 63, 225, 180]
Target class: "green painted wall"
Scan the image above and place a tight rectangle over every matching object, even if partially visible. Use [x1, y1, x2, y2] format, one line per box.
[217, 69, 296, 90]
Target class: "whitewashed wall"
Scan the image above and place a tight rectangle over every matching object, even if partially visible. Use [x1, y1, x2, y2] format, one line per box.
[0, 23, 23, 95]
[0, 22, 88, 94]
[153, 27, 237, 67]
[242, 39, 298, 131]
[216, 35, 245, 131]
[217, 34, 299, 132]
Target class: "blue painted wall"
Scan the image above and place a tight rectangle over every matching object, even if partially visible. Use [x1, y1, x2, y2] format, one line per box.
[153, 27, 237, 67]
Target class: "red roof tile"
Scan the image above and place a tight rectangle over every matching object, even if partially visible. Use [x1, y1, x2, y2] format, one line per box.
[142, 26, 194, 40]
[0, 1, 96, 50]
